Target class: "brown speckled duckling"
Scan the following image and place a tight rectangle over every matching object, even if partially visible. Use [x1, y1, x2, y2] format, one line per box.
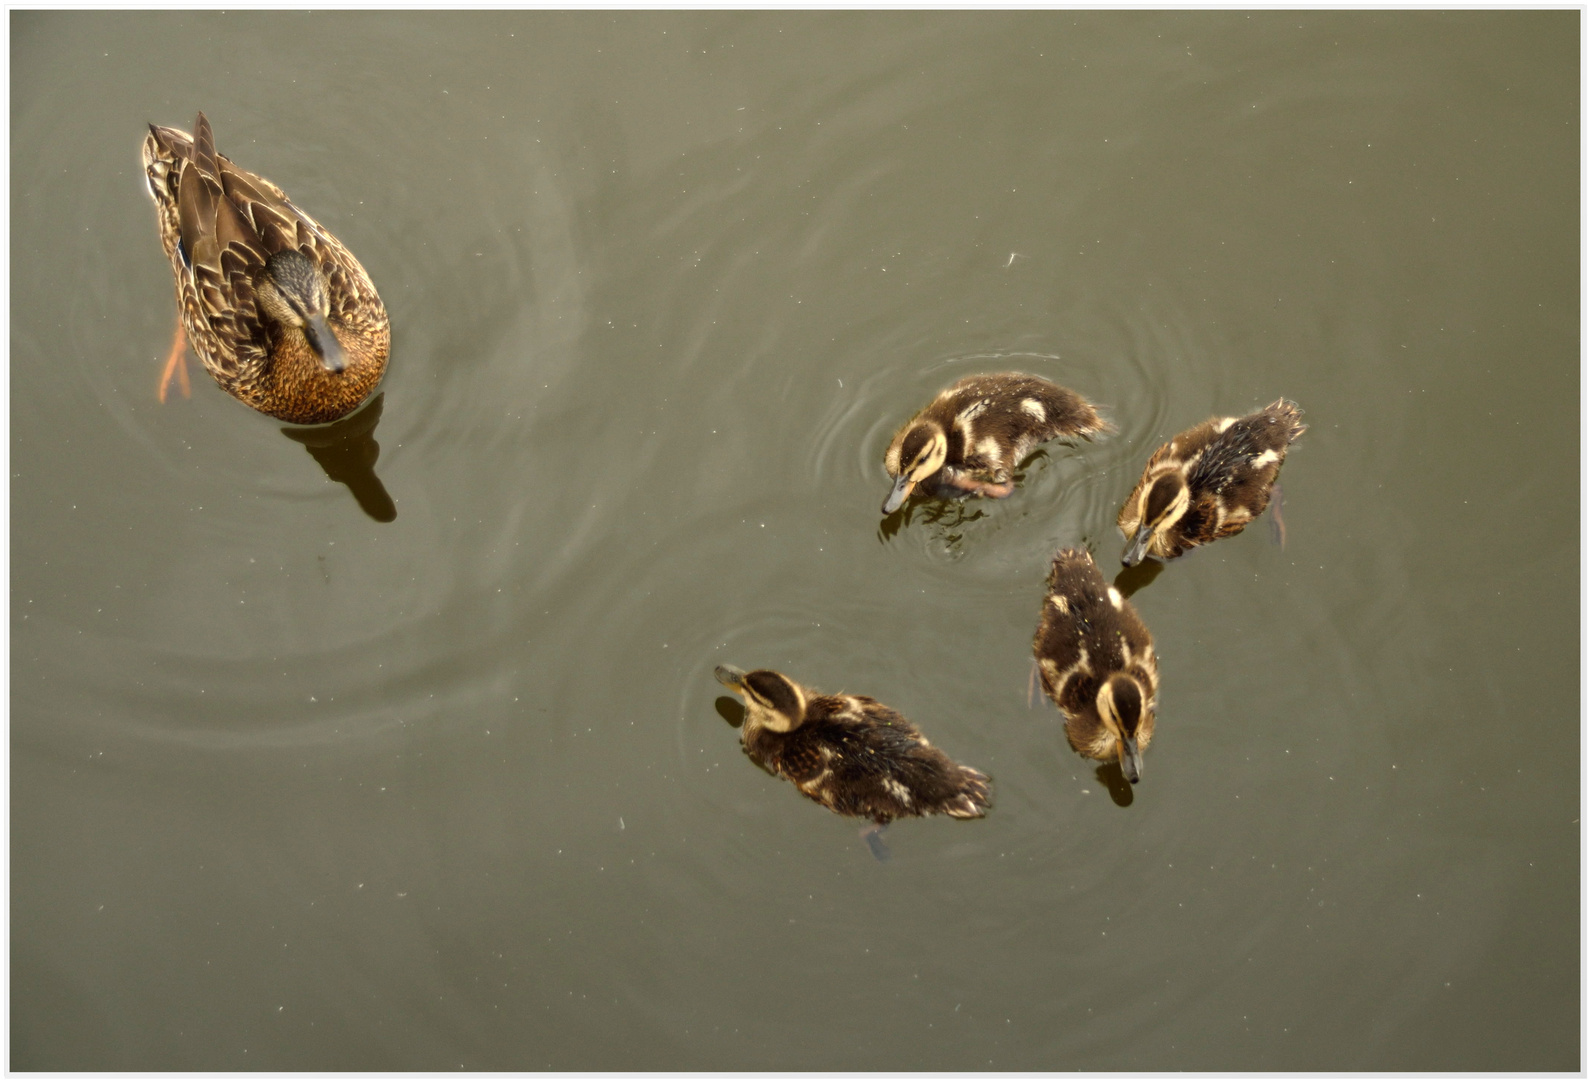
[142, 112, 389, 424]
[1118, 398, 1306, 565]
[713, 665, 991, 824]
[1033, 547, 1159, 783]
[882, 372, 1108, 513]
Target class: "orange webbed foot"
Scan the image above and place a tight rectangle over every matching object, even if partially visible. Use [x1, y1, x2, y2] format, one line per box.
[158, 320, 191, 403]
[943, 473, 1015, 499]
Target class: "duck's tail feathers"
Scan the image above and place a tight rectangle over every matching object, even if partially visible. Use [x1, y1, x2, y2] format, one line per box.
[1266, 397, 1308, 441]
[943, 766, 992, 819]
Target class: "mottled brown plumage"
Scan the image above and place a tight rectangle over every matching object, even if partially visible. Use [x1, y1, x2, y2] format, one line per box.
[713, 665, 991, 825]
[1033, 547, 1159, 783]
[142, 112, 389, 424]
[882, 372, 1108, 514]
[1117, 398, 1306, 565]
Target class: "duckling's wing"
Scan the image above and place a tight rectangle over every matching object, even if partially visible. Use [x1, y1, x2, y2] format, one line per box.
[1012, 375, 1109, 440]
[1034, 549, 1117, 703]
[1183, 411, 1299, 535]
[789, 709, 924, 822]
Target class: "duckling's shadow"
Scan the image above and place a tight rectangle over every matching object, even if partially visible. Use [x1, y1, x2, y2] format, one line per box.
[279, 393, 396, 523]
[1112, 558, 1165, 600]
[877, 497, 988, 547]
[1094, 763, 1135, 807]
[714, 696, 745, 729]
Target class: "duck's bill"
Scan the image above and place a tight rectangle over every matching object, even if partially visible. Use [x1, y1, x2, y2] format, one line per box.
[303, 314, 348, 374]
[1121, 526, 1155, 567]
[713, 664, 748, 690]
[1118, 735, 1143, 784]
[882, 475, 915, 515]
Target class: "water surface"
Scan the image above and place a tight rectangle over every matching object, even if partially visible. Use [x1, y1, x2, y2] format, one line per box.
[10, 10, 1578, 1070]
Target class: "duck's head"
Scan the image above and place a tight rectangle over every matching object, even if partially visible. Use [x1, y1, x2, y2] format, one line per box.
[714, 665, 807, 733]
[882, 420, 949, 514]
[1097, 672, 1151, 783]
[1123, 471, 1190, 566]
[256, 249, 348, 374]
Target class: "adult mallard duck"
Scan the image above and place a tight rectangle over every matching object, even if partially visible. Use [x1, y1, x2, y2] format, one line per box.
[1117, 398, 1306, 566]
[713, 665, 991, 825]
[882, 372, 1108, 514]
[141, 112, 390, 424]
[1033, 547, 1159, 783]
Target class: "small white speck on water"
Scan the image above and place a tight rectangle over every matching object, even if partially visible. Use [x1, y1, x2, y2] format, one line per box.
[619, 817, 625, 830]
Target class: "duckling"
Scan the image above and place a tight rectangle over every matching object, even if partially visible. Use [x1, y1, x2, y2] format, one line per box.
[1032, 547, 1159, 783]
[1118, 398, 1306, 566]
[713, 665, 991, 824]
[882, 372, 1108, 514]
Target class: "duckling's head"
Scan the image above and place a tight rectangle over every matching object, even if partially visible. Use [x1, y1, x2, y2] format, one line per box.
[1097, 672, 1150, 783]
[714, 665, 807, 733]
[256, 249, 348, 374]
[882, 421, 949, 514]
[1122, 472, 1190, 566]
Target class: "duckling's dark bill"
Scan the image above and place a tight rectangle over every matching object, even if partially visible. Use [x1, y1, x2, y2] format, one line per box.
[882, 474, 915, 514]
[1122, 526, 1155, 567]
[1119, 736, 1143, 784]
[713, 664, 748, 690]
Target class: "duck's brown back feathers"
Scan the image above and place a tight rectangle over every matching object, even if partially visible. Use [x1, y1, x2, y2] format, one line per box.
[143, 113, 389, 424]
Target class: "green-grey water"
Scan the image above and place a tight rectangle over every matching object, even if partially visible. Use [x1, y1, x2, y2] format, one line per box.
[11, 10, 1578, 1070]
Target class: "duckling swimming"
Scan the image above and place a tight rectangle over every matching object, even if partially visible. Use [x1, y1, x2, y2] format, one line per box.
[1033, 547, 1159, 783]
[1118, 398, 1306, 566]
[882, 373, 1107, 514]
[713, 665, 991, 824]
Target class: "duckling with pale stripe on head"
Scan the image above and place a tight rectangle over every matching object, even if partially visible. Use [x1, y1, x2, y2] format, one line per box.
[1118, 398, 1306, 565]
[1032, 547, 1160, 783]
[882, 372, 1108, 514]
[713, 665, 991, 825]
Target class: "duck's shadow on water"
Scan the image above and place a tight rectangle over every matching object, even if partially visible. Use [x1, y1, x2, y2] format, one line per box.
[1095, 763, 1135, 807]
[279, 393, 396, 522]
[877, 497, 988, 547]
[714, 696, 745, 728]
[1112, 557, 1164, 599]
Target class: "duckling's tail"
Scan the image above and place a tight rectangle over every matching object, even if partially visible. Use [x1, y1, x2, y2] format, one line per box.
[1266, 398, 1308, 442]
[943, 767, 992, 819]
